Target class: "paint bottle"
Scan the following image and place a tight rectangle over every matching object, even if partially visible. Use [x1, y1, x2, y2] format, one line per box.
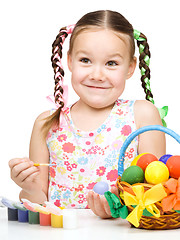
[18, 209, 29, 222]
[8, 208, 18, 221]
[39, 213, 51, 226]
[28, 211, 40, 224]
[51, 213, 63, 228]
[63, 209, 78, 229]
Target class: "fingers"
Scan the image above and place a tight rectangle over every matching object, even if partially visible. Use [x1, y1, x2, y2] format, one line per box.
[92, 193, 106, 218]
[9, 158, 39, 184]
[87, 191, 111, 219]
[87, 186, 120, 219]
[102, 196, 111, 216]
[22, 171, 40, 185]
[9, 157, 29, 169]
[111, 186, 119, 197]
[14, 165, 39, 183]
[87, 191, 98, 216]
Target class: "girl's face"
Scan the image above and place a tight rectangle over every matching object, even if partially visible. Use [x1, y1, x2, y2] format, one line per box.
[68, 29, 136, 109]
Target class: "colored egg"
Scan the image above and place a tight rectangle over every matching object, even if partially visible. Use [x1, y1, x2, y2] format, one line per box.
[166, 155, 180, 179]
[130, 153, 149, 166]
[145, 161, 169, 184]
[159, 154, 172, 164]
[121, 166, 144, 185]
[93, 181, 109, 195]
[136, 153, 158, 172]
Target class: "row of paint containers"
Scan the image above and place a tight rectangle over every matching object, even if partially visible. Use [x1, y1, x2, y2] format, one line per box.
[0, 197, 78, 229]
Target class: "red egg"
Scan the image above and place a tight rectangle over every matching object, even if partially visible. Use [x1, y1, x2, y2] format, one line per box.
[136, 153, 158, 172]
[166, 155, 180, 178]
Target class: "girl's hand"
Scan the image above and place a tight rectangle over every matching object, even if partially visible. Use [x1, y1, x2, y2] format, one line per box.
[86, 186, 119, 219]
[9, 158, 42, 195]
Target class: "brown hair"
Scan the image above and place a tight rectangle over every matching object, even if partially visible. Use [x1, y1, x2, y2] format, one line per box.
[69, 10, 135, 59]
[42, 10, 152, 138]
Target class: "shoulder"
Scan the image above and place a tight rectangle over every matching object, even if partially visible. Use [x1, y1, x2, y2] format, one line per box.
[36, 110, 51, 119]
[134, 100, 158, 114]
[33, 110, 51, 130]
[134, 100, 162, 128]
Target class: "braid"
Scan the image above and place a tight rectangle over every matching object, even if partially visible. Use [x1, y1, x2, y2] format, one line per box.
[51, 28, 68, 109]
[134, 30, 154, 104]
[51, 25, 75, 108]
[41, 25, 75, 139]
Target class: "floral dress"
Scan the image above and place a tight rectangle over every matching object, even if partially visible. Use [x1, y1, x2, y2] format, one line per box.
[47, 99, 138, 208]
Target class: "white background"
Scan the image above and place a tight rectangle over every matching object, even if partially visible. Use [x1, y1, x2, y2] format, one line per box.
[0, 0, 180, 201]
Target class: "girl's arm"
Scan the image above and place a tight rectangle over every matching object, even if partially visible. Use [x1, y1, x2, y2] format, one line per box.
[9, 111, 50, 204]
[21, 111, 50, 203]
[134, 100, 166, 158]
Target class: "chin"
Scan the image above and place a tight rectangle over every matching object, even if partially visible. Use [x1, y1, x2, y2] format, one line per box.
[87, 100, 115, 109]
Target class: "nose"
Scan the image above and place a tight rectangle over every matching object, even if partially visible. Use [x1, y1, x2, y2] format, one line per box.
[90, 65, 105, 81]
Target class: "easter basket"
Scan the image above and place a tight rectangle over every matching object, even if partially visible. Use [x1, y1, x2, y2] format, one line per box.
[115, 125, 180, 230]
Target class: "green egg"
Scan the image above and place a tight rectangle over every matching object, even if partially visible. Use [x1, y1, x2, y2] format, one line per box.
[121, 165, 144, 185]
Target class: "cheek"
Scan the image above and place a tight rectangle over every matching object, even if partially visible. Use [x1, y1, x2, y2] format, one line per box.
[71, 66, 88, 83]
[108, 70, 126, 86]
[71, 68, 85, 93]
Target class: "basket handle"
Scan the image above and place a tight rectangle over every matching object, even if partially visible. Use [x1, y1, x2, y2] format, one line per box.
[118, 125, 180, 176]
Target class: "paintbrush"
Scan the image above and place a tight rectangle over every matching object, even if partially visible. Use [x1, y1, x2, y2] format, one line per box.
[33, 163, 56, 167]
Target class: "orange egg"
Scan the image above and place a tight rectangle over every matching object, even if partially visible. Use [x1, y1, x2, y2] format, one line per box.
[166, 155, 180, 179]
[130, 153, 149, 166]
[136, 153, 158, 172]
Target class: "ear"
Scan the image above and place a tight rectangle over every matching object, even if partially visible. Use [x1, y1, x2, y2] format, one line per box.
[67, 52, 72, 72]
[127, 56, 137, 79]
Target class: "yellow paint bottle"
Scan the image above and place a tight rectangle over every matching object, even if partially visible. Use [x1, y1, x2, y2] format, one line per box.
[51, 213, 63, 228]
[50, 207, 64, 228]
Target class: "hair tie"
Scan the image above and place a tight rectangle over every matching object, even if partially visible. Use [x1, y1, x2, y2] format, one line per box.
[66, 24, 75, 34]
[133, 29, 145, 41]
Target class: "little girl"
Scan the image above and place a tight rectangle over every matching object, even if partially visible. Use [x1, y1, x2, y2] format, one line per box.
[9, 10, 165, 219]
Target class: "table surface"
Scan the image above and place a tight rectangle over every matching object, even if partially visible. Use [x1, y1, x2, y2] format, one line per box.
[1, 207, 180, 240]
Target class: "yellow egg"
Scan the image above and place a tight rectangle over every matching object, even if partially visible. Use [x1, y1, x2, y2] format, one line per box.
[145, 161, 169, 184]
[131, 153, 149, 166]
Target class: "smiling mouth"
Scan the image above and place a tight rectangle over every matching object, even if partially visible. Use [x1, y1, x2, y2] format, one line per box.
[86, 85, 109, 89]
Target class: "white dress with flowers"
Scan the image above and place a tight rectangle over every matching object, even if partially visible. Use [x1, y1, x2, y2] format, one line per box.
[47, 99, 138, 208]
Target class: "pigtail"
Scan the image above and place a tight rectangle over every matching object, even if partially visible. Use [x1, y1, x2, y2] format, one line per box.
[134, 30, 168, 126]
[41, 25, 75, 138]
[134, 30, 154, 104]
[51, 28, 68, 109]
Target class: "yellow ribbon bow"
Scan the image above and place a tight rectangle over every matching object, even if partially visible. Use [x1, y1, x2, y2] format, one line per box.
[124, 184, 167, 227]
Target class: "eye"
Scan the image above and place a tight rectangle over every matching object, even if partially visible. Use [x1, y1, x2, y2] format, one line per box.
[106, 61, 118, 66]
[80, 58, 91, 64]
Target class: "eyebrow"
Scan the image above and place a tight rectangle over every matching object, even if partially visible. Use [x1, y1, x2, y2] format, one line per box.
[75, 50, 90, 56]
[107, 53, 123, 59]
[75, 50, 123, 59]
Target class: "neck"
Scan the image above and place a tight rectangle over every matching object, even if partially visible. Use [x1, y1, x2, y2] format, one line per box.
[70, 100, 115, 131]
[72, 99, 115, 114]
